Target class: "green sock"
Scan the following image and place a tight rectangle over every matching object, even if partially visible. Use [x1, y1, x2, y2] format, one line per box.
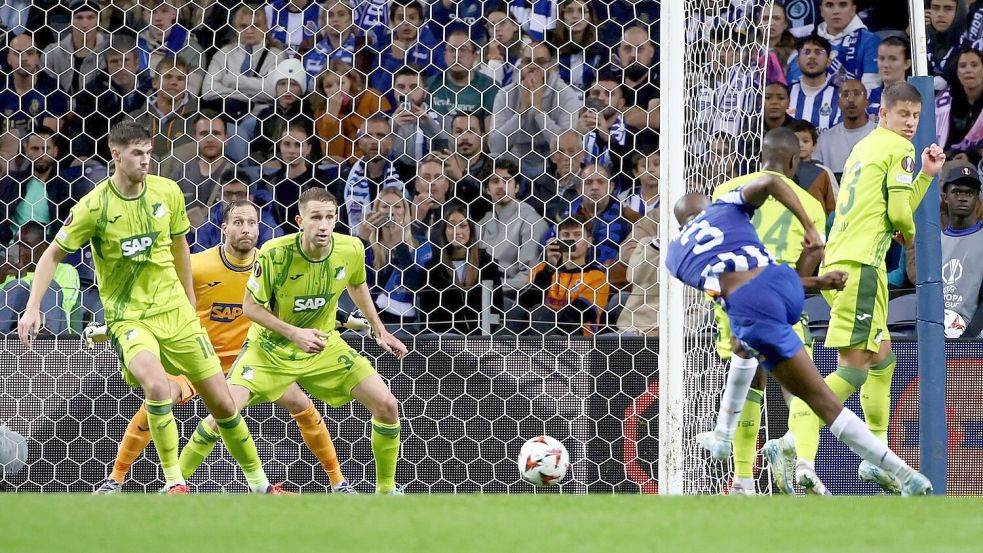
[179, 420, 221, 480]
[215, 413, 269, 492]
[371, 418, 400, 493]
[145, 399, 183, 486]
[733, 388, 763, 480]
[860, 352, 896, 443]
[787, 366, 868, 463]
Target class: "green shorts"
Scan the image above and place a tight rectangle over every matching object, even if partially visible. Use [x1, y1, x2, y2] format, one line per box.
[821, 260, 888, 353]
[714, 303, 813, 360]
[228, 333, 376, 407]
[108, 303, 223, 388]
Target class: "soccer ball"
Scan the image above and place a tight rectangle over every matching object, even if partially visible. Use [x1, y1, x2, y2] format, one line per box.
[944, 309, 967, 339]
[518, 436, 569, 486]
[0, 425, 27, 477]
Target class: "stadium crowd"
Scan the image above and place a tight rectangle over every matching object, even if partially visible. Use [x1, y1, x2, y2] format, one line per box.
[0, 0, 981, 338]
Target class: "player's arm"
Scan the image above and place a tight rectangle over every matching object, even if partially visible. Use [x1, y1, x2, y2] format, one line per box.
[242, 292, 329, 354]
[346, 281, 407, 359]
[800, 270, 848, 292]
[17, 246, 69, 345]
[171, 235, 196, 307]
[741, 175, 824, 249]
[911, 144, 946, 209]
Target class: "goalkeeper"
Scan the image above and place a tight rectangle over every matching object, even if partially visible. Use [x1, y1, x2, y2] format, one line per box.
[93, 199, 366, 494]
[179, 188, 408, 494]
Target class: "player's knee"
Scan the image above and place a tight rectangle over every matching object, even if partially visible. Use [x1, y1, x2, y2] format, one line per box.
[208, 395, 237, 419]
[142, 378, 171, 401]
[278, 388, 313, 414]
[373, 393, 399, 424]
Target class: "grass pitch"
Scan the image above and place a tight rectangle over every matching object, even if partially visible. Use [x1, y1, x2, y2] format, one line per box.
[0, 494, 979, 553]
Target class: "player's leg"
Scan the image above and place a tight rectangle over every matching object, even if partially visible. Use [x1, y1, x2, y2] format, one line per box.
[731, 367, 765, 495]
[273, 384, 352, 492]
[178, 382, 251, 479]
[350, 374, 401, 494]
[125, 351, 187, 492]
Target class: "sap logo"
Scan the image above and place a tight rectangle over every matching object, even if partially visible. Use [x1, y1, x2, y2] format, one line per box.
[293, 294, 330, 312]
[210, 303, 243, 323]
[120, 232, 159, 258]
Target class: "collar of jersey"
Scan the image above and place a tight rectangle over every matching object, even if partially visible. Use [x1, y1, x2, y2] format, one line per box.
[295, 233, 333, 263]
[944, 221, 983, 237]
[106, 177, 147, 201]
[219, 246, 255, 272]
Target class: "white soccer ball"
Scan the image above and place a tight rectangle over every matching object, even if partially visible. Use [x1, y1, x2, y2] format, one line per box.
[0, 425, 28, 477]
[944, 309, 967, 339]
[518, 435, 569, 486]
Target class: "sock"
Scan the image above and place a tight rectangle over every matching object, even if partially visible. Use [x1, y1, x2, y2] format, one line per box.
[733, 388, 763, 480]
[714, 356, 758, 441]
[371, 418, 400, 493]
[860, 352, 896, 443]
[109, 404, 153, 483]
[215, 413, 269, 493]
[144, 399, 184, 487]
[291, 404, 345, 487]
[179, 420, 221, 480]
[829, 408, 909, 480]
[787, 366, 867, 463]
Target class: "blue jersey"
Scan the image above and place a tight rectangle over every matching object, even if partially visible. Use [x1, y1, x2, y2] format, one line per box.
[665, 188, 775, 296]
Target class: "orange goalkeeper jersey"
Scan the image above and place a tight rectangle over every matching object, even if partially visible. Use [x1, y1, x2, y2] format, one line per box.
[191, 245, 255, 372]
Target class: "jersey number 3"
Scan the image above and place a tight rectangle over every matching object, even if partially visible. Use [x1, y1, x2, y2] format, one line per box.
[680, 220, 724, 254]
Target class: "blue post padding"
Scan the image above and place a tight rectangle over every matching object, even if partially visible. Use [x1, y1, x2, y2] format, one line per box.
[909, 75, 947, 494]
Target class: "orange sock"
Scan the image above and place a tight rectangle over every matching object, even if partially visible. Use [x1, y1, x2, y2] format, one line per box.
[109, 404, 153, 483]
[291, 403, 345, 486]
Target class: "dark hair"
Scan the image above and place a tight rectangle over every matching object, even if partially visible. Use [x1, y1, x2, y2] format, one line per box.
[29, 125, 57, 139]
[796, 34, 833, 56]
[193, 109, 230, 129]
[765, 80, 791, 94]
[433, 202, 480, 288]
[221, 169, 252, 186]
[284, 119, 313, 139]
[108, 121, 151, 148]
[788, 119, 818, 143]
[880, 35, 911, 61]
[19, 220, 45, 238]
[629, 144, 658, 173]
[557, 217, 584, 233]
[394, 65, 423, 80]
[363, 113, 392, 132]
[449, 111, 485, 134]
[222, 199, 260, 222]
[551, 0, 598, 56]
[881, 81, 923, 109]
[298, 187, 337, 209]
[492, 157, 519, 179]
[389, 0, 424, 21]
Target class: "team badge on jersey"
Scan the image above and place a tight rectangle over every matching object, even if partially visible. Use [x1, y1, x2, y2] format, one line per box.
[152, 203, 167, 218]
[901, 156, 915, 173]
[334, 266, 346, 280]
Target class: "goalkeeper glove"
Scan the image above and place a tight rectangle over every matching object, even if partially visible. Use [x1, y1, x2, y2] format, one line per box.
[337, 308, 371, 332]
[82, 322, 109, 348]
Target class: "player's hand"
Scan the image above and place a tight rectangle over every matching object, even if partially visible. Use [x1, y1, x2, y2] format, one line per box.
[17, 308, 41, 347]
[290, 327, 329, 354]
[375, 329, 408, 359]
[921, 144, 946, 176]
[82, 322, 109, 348]
[801, 227, 824, 252]
[817, 270, 848, 291]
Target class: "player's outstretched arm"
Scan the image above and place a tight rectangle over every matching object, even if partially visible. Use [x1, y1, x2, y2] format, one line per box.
[346, 281, 408, 359]
[242, 292, 327, 354]
[17, 246, 69, 346]
[742, 175, 824, 250]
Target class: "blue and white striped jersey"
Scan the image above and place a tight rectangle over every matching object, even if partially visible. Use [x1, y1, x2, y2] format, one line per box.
[665, 188, 775, 296]
[789, 79, 842, 131]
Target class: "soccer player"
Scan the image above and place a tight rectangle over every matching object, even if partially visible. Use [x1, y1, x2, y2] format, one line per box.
[698, 131, 827, 495]
[17, 122, 279, 494]
[96, 199, 355, 494]
[178, 187, 409, 494]
[776, 82, 945, 494]
[668, 127, 932, 496]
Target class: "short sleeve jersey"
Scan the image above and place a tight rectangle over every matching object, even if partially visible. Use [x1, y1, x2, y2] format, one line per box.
[192, 245, 254, 363]
[54, 175, 191, 323]
[712, 170, 827, 268]
[245, 232, 367, 361]
[825, 127, 915, 267]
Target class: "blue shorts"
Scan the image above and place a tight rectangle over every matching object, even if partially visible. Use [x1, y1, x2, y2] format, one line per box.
[725, 263, 805, 371]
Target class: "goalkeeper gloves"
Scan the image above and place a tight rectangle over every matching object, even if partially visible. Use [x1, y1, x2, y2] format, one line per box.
[337, 308, 371, 332]
[82, 322, 109, 348]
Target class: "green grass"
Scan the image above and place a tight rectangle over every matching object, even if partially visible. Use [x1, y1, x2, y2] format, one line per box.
[0, 495, 980, 552]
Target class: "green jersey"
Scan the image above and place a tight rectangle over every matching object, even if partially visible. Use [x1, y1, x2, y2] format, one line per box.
[825, 127, 933, 267]
[54, 175, 191, 323]
[245, 232, 367, 361]
[712, 170, 826, 267]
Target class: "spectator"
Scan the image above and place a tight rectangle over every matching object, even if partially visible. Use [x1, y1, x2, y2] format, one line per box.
[428, 0, 485, 46]
[478, 4, 521, 87]
[303, 0, 371, 86]
[867, 36, 912, 116]
[127, 56, 199, 159]
[359, 185, 432, 329]
[419, 203, 501, 334]
[694, 28, 761, 149]
[201, 3, 285, 120]
[343, 114, 406, 234]
[0, 221, 80, 335]
[763, 81, 798, 132]
[518, 217, 610, 336]
[369, 0, 436, 94]
[261, 121, 335, 231]
[43, 0, 107, 96]
[618, 146, 659, 217]
[616, 212, 659, 336]
[708, 131, 741, 183]
[75, 34, 153, 162]
[612, 24, 659, 131]
[1, 33, 68, 133]
[490, 40, 580, 180]
[758, 2, 796, 79]
[578, 76, 631, 178]
[409, 155, 449, 240]
[936, 48, 983, 154]
[427, 26, 497, 127]
[432, 111, 492, 218]
[309, 60, 392, 165]
[477, 158, 548, 293]
[159, 110, 235, 227]
[252, 57, 309, 165]
[265, 0, 323, 54]
[816, 79, 877, 179]
[549, 0, 604, 90]
[789, 119, 838, 216]
[0, 130, 21, 178]
[927, 0, 966, 87]
[0, 127, 91, 246]
[136, 0, 206, 96]
[788, 0, 881, 92]
[531, 129, 584, 219]
[389, 66, 442, 178]
[940, 160, 983, 337]
[191, 170, 282, 253]
[789, 35, 842, 132]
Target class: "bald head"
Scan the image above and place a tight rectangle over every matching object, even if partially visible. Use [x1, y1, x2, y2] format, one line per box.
[674, 192, 711, 227]
[760, 127, 801, 177]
